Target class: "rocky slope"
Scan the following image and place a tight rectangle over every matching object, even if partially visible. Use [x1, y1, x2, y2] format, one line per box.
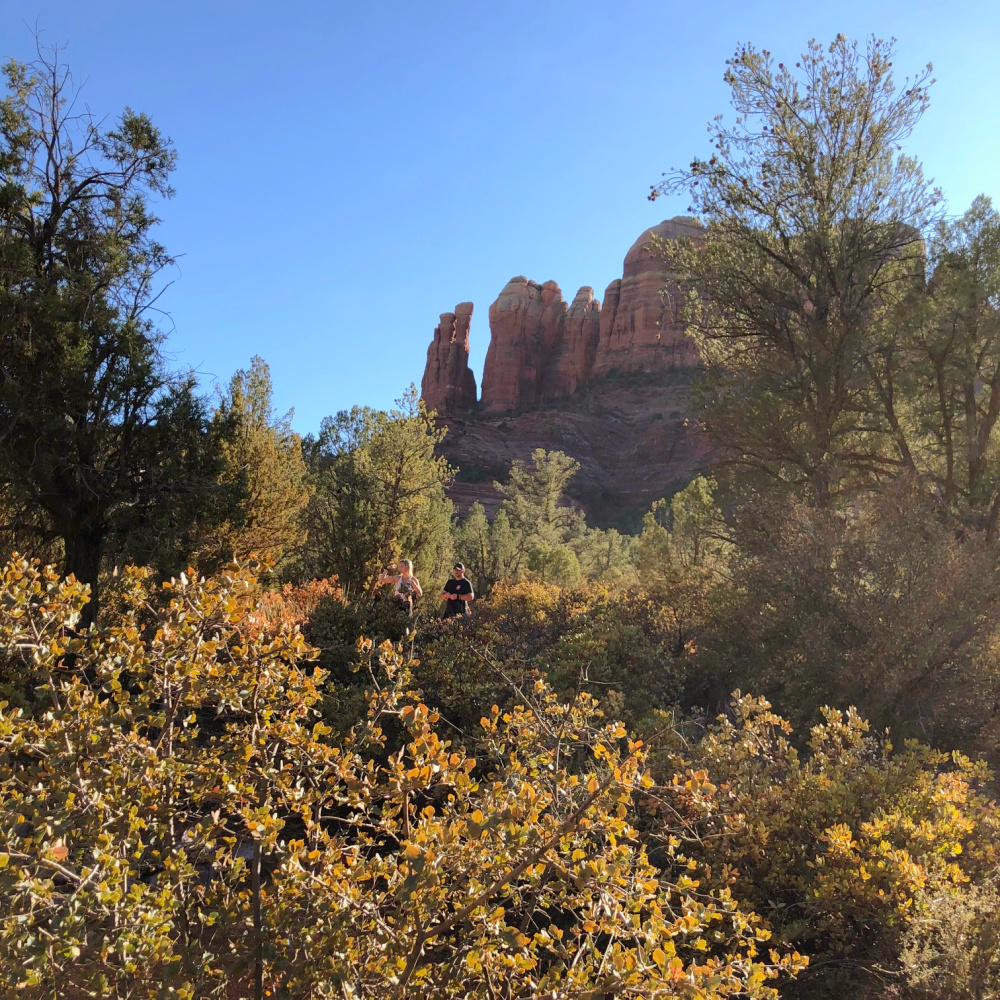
[444, 373, 710, 531]
[421, 217, 710, 528]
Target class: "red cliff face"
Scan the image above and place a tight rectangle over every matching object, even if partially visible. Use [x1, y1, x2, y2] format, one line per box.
[421, 217, 701, 415]
[478, 279, 603, 412]
[556, 286, 602, 397]
[419, 218, 709, 524]
[420, 302, 478, 415]
[593, 216, 701, 376]
[479, 278, 564, 412]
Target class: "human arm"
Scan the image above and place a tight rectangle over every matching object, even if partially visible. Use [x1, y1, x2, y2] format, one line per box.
[458, 582, 475, 602]
[409, 578, 423, 598]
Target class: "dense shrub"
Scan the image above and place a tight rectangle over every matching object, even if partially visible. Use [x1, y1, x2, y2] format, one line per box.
[415, 580, 695, 736]
[0, 556, 802, 999]
[694, 487, 1000, 756]
[891, 878, 1000, 1000]
[675, 696, 1000, 1000]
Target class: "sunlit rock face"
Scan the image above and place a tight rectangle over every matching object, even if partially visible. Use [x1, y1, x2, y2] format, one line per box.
[418, 217, 709, 527]
[470, 216, 701, 413]
[478, 278, 563, 412]
[557, 286, 602, 397]
[421, 302, 478, 416]
[477, 279, 604, 413]
[592, 216, 702, 378]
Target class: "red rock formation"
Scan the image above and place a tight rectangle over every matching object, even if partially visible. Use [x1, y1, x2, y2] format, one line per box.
[475, 217, 700, 411]
[593, 216, 701, 376]
[440, 377, 711, 528]
[480, 278, 568, 412]
[556, 286, 602, 396]
[421, 302, 477, 415]
[478, 280, 607, 411]
[418, 218, 711, 524]
[424, 217, 701, 416]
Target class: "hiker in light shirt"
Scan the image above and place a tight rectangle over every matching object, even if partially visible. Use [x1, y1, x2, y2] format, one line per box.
[377, 559, 423, 614]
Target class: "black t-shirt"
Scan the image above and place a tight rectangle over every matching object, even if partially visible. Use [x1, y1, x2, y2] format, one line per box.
[442, 577, 473, 616]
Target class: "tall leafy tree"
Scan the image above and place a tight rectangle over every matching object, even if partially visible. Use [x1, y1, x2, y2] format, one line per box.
[567, 526, 634, 584]
[209, 357, 310, 570]
[694, 483, 1000, 748]
[634, 476, 729, 576]
[301, 385, 454, 598]
[0, 49, 181, 620]
[455, 456, 636, 590]
[656, 35, 939, 504]
[892, 197, 1000, 525]
[104, 377, 232, 580]
[452, 501, 520, 596]
[494, 449, 585, 582]
[0, 478, 52, 564]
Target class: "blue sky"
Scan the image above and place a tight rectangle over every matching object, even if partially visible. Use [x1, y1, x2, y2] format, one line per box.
[3, 1, 998, 433]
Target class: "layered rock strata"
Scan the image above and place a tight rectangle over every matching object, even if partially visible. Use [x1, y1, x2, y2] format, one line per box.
[441, 374, 711, 529]
[421, 302, 477, 415]
[418, 217, 708, 525]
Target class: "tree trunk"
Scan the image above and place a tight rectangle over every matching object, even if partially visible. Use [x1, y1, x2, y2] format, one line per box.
[63, 526, 104, 626]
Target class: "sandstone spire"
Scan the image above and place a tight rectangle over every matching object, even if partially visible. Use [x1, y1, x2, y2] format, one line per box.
[479, 278, 562, 412]
[593, 216, 701, 376]
[421, 302, 477, 415]
[421, 217, 702, 416]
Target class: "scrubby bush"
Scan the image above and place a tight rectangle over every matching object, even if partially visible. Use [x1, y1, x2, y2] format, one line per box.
[415, 580, 694, 736]
[673, 695, 1000, 1000]
[694, 486, 1000, 755]
[892, 879, 1000, 1000]
[0, 556, 803, 999]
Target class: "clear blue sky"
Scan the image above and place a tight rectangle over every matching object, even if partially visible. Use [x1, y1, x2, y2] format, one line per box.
[4, 1, 998, 433]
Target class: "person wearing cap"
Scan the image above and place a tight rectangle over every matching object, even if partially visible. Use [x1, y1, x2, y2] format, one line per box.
[440, 563, 474, 618]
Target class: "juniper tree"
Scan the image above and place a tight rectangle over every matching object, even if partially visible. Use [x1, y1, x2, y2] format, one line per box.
[0, 48, 186, 619]
[209, 357, 311, 571]
[300, 386, 454, 598]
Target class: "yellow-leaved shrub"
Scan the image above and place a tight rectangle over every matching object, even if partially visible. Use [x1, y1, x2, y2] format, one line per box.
[0, 557, 802, 998]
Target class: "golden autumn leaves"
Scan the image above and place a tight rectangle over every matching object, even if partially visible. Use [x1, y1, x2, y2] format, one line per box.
[0, 555, 804, 998]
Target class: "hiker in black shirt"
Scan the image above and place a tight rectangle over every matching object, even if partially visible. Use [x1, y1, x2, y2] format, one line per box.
[441, 563, 474, 618]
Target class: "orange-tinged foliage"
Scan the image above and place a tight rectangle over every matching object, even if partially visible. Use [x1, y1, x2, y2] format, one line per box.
[256, 575, 343, 629]
[0, 557, 803, 998]
[676, 695, 1000, 1000]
